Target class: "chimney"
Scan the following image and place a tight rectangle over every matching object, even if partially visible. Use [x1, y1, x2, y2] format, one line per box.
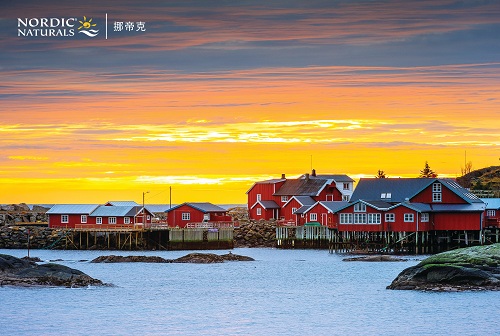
[311, 169, 316, 177]
[305, 173, 310, 180]
[281, 173, 286, 179]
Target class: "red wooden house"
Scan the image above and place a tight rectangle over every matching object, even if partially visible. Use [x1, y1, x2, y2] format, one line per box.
[302, 201, 350, 227]
[47, 204, 99, 228]
[482, 198, 500, 228]
[247, 170, 354, 220]
[281, 196, 316, 224]
[165, 202, 232, 228]
[341, 178, 486, 232]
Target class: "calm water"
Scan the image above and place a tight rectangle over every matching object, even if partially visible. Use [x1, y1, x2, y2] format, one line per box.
[1, 248, 499, 336]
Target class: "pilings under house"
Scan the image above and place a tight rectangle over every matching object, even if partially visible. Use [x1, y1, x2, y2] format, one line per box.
[55, 223, 234, 251]
[275, 225, 500, 254]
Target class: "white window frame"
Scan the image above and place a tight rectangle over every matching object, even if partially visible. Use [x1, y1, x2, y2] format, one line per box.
[432, 193, 442, 202]
[343, 183, 350, 190]
[367, 213, 381, 224]
[310, 213, 317, 221]
[385, 213, 395, 222]
[421, 213, 429, 222]
[96, 217, 102, 224]
[326, 194, 334, 201]
[81, 215, 87, 223]
[281, 196, 288, 203]
[256, 194, 261, 201]
[256, 208, 262, 216]
[354, 213, 367, 224]
[108, 217, 117, 224]
[181, 212, 190, 221]
[432, 183, 442, 192]
[486, 210, 496, 217]
[404, 213, 414, 222]
[61, 215, 69, 223]
[340, 213, 353, 224]
[292, 207, 297, 214]
[354, 203, 366, 212]
[124, 217, 130, 224]
[342, 195, 350, 201]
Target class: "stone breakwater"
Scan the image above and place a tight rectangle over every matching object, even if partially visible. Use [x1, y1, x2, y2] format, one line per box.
[0, 203, 49, 226]
[0, 220, 279, 250]
[0, 226, 67, 250]
[234, 220, 276, 248]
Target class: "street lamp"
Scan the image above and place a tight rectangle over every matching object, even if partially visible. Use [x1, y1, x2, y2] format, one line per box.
[143, 191, 150, 228]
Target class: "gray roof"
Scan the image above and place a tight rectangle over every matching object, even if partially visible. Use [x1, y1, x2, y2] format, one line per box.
[91, 205, 152, 217]
[481, 198, 500, 209]
[274, 179, 329, 196]
[47, 204, 99, 214]
[429, 203, 485, 212]
[294, 205, 313, 214]
[317, 201, 350, 213]
[351, 178, 483, 204]
[257, 200, 281, 209]
[362, 200, 394, 210]
[146, 204, 177, 213]
[303, 174, 354, 182]
[293, 196, 316, 206]
[246, 178, 286, 194]
[106, 201, 139, 206]
[390, 202, 432, 213]
[165, 202, 227, 213]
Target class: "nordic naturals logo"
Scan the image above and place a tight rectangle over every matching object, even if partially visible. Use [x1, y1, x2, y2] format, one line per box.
[78, 16, 99, 37]
[17, 16, 98, 38]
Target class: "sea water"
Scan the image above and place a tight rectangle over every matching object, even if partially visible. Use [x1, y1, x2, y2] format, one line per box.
[1, 248, 499, 336]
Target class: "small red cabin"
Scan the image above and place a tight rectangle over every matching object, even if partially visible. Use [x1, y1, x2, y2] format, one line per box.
[165, 202, 232, 228]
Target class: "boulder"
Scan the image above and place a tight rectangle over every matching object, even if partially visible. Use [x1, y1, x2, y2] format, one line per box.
[91, 252, 254, 264]
[91, 255, 169, 263]
[0, 254, 106, 288]
[387, 244, 500, 291]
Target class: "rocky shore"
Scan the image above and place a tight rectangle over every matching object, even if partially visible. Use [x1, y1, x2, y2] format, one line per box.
[234, 220, 276, 248]
[387, 244, 500, 291]
[0, 254, 106, 287]
[0, 203, 49, 226]
[91, 252, 254, 263]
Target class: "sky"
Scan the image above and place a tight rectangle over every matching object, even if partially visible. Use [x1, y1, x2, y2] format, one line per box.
[1, 0, 499, 204]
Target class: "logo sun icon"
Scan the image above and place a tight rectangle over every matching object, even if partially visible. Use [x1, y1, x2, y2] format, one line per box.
[78, 16, 96, 30]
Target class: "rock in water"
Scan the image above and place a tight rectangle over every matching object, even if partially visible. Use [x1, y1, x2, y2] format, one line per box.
[91, 255, 169, 263]
[0, 254, 106, 288]
[173, 252, 254, 263]
[387, 244, 500, 291]
[343, 255, 407, 262]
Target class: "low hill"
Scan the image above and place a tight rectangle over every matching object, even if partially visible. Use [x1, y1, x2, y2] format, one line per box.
[456, 165, 500, 196]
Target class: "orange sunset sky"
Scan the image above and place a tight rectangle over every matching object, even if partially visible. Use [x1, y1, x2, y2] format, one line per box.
[1, 0, 499, 205]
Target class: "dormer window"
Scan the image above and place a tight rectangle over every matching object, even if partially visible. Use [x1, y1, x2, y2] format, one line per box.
[343, 183, 350, 190]
[381, 193, 392, 199]
[432, 183, 442, 192]
[354, 203, 366, 212]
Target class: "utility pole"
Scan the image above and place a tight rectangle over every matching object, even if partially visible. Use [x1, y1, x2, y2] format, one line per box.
[143, 191, 149, 228]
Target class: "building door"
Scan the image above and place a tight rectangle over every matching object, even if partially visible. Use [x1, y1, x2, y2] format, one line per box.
[321, 213, 327, 225]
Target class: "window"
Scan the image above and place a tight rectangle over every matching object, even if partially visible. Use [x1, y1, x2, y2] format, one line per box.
[340, 213, 352, 224]
[96, 217, 102, 224]
[354, 203, 366, 212]
[342, 195, 350, 201]
[421, 213, 429, 222]
[108, 217, 117, 224]
[385, 213, 395, 222]
[432, 183, 442, 192]
[343, 183, 350, 190]
[354, 213, 367, 224]
[182, 212, 190, 221]
[147, 215, 151, 220]
[292, 207, 297, 214]
[326, 194, 334, 201]
[310, 213, 317, 221]
[256, 194, 261, 201]
[404, 213, 414, 222]
[487, 210, 496, 217]
[124, 217, 130, 224]
[61, 215, 69, 223]
[367, 213, 381, 224]
[432, 193, 442, 202]
[381, 193, 392, 199]
[256, 208, 262, 216]
[81, 215, 87, 223]
[281, 196, 288, 203]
